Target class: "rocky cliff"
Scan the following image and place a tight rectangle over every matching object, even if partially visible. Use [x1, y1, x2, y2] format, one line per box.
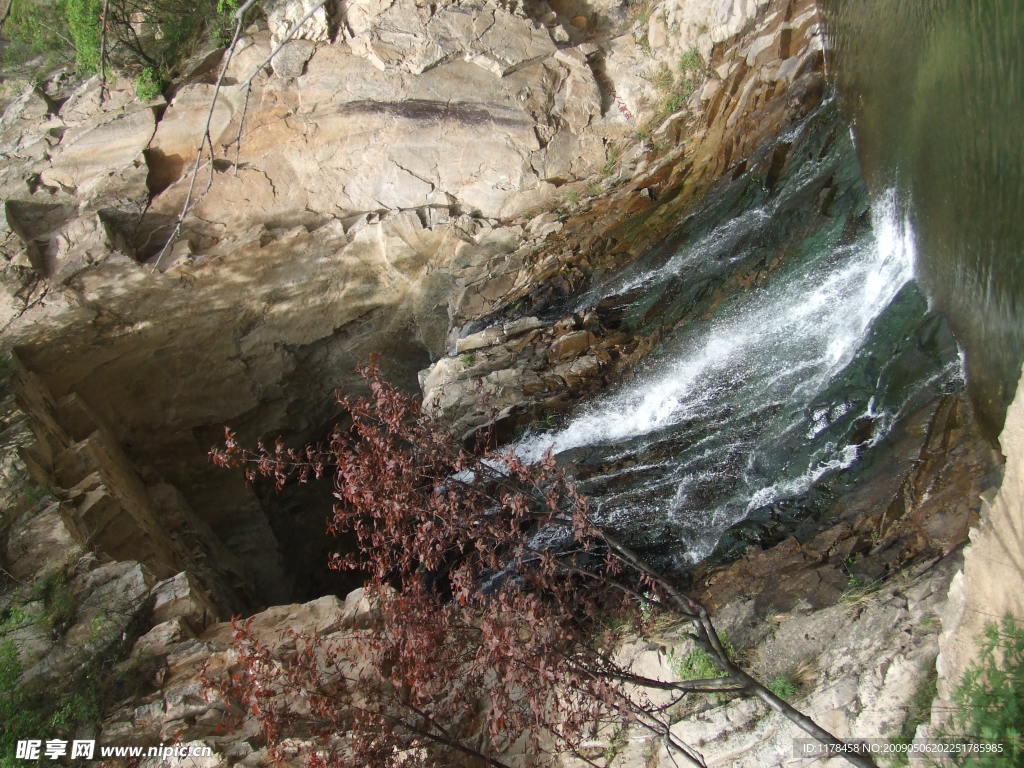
[0, 0, 1013, 765]
[1, 0, 825, 609]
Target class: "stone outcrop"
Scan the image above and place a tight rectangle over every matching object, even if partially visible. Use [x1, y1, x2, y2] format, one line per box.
[3, 0, 1010, 766]
[420, 0, 828, 432]
[927, 369, 1024, 739]
[0, 0, 820, 618]
[100, 590, 374, 760]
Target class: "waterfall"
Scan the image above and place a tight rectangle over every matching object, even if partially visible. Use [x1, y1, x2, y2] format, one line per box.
[516, 108, 960, 564]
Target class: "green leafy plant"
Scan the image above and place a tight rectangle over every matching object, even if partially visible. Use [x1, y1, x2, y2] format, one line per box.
[64, 0, 104, 73]
[0, 592, 158, 768]
[768, 673, 798, 701]
[670, 632, 736, 680]
[677, 47, 704, 75]
[602, 145, 622, 177]
[0, 0, 73, 72]
[20, 483, 56, 508]
[31, 569, 76, 632]
[134, 66, 165, 100]
[943, 615, 1024, 766]
[652, 63, 675, 93]
[648, 48, 706, 118]
[840, 573, 883, 605]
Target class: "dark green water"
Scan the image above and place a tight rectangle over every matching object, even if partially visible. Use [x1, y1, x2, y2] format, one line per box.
[519, 100, 961, 566]
[822, 0, 1024, 440]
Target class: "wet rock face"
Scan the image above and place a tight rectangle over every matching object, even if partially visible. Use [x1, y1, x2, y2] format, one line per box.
[0, 0, 818, 612]
[419, 0, 829, 434]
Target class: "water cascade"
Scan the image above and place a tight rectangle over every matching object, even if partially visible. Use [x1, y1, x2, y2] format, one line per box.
[518, 101, 961, 566]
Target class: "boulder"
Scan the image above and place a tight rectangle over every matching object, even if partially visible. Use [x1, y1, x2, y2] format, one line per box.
[40, 107, 155, 195]
[151, 572, 219, 631]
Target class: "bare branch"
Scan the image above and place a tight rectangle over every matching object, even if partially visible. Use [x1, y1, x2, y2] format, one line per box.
[149, 0, 259, 272]
[98, 0, 111, 105]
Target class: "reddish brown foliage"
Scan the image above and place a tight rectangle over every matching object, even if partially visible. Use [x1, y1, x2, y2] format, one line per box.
[205, 360, 877, 768]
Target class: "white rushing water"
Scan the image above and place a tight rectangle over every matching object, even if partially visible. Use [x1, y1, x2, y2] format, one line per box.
[517, 188, 922, 560]
[521, 189, 915, 459]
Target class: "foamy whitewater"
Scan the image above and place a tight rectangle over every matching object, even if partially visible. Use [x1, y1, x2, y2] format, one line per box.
[517, 189, 933, 561]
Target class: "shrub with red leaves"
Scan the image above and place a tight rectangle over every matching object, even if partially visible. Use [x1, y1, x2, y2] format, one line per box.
[205, 360, 877, 768]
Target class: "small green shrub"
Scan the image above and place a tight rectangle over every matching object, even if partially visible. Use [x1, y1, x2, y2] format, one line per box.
[601, 145, 622, 177]
[645, 47, 706, 120]
[0, 0, 73, 73]
[460, 353, 476, 367]
[134, 66, 165, 100]
[768, 674, 798, 701]
[0, 586, 158, 768]
[20, 483, 56, 508]
[0, 638, 104, 767]
[64, 0, 104, 73]
[652, 63, 675, 93]
[677, 47, 704, 75]
[0, 639, 35, 768]
[944, 614, 1023, 766]
[840, 573, 883, 605]
[31, 570, 75, 632]
[670, 632, 735, 680]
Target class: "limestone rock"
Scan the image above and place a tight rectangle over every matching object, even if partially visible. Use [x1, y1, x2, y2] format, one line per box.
[554, 48, 602, 133]
[267, 0, 331, 45]
[932, 374, 1024, 734]
[3, 503, 82, 581]
[133, 617, 196, 658]
[40, 107, 156, 195]
[270, 39, 316, 77]
[151, 572, 219, 631]
[549, 329, 595, 361]
[147, 83, 238, 193]
[343, 0, 557, 76]
[0, 85, 49, 132]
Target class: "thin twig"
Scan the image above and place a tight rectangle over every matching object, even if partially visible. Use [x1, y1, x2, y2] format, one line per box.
[149, 0, 258, 272]
[230, 82, 252, 176]
[98, 0, 110, 105]
[239, 0, 329, 89]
